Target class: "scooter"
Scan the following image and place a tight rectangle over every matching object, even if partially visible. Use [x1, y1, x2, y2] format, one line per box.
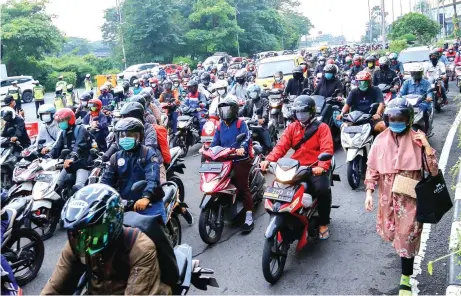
[311, 90, 344, 145]
[0, 131, 23, 189]
[281, 95, 297, 128]
[377, 77, 400, 105]
[268, 88, 284, 128]
[402, 94, 434, 135]
[169, 105, 204, 158]
[340, 104, 378, 190]
[261, 153, 339, 283]
[455, 62, 461, 93]
[242, 117, 278, 154]
[428, 76, 445, 112]
[198, 134, 266, 244]
[200, 114, 220, 152]
[166, 146, 186, 202]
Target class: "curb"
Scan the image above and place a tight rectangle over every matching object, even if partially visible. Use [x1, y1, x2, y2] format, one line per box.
[446, 163, 461, 295]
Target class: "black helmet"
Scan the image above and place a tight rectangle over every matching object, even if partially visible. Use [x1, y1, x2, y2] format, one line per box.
[323, 64, 337, 75]
[187, 79, 198, 87]
[365, 55, 376, 63]
[235, 69, 246, 80]
[318, 56, 326, 63]
[291, 95, 316, 124]
[383, 97, 414, 133]
[293, 66, 303, 79]
[122, 81, 130, 92]
[217, 95, 239, 122]
[61, 184, 123, 258]
[80, 92, 92, 102]
[201, 73, 211, 86]
[114, 117, 145, 150]
[129, 95, 147, 108]
[163, 79, 173, 90]
[120, 102, 145, 122]
[1, 107, 16, 122]
[139, 88, 153, 103]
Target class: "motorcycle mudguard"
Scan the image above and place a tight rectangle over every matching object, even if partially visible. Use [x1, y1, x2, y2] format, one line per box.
[346, 148, 363, 162]
[7, 182, 33, 197]
[32, 199, 52, 211]
[264, 214, 285, 239]
[170, 163, 186, 174]
[270, 109, 279, 115]
[199, 195, 215, 209]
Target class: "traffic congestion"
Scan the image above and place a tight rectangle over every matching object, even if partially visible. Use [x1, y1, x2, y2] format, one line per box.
[1, 42, 460, 295]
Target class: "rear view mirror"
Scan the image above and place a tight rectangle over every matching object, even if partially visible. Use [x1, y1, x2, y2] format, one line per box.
[38, 139, 46, 145]
[89, 148, 99, 157]
[131, 180, 147, 193]
[318, 153, 333, 161]
[236, 133, 246, 143]
[60, 149, 71, 159]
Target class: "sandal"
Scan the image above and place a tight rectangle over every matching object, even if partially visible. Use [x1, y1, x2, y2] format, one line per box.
[319, 228, 330, 240]
[398, 285, 412, 296]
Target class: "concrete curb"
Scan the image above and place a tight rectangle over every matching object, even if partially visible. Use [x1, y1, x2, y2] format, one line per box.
[446, 164, 461, 295]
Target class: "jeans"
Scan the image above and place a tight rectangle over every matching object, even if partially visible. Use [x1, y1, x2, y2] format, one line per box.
[419, 102, 432, 131]
[306, 174, 331, 225]
[170, 111, 178, 133]
[35, 100, 44, 118]
[233, 159, 253, 211]
[255, 128, 273, 154]
[57, 168, 89, 192]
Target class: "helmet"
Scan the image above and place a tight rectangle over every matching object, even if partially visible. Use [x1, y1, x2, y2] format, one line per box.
[122, 81, 130, 92]
[114, 117, 145, 149]
[293, 66, 303, 79]
[120, 102, 145, 122]
[409, 62, 424, 80]
[291, 96, 316, 124]
[38, 104, 56, 123]
[133, 79, 140, 86]
[80, 92, 92, 102]
[383, 97, 414, 132]
[201, 73, 211, 85]
[324, 64, 337, 75]
[85, 74, 90, 78]
[61, 184, 124, 258]
[235, 69, 246, 79]
[218, 71, 225, 79]
[149, 77, 159, 85]
[1, 107, 16, 122]
[55, 87, 63, 95]
[67, 84, 74, 92]
[218, 95, 239, 121]
[389, 52, 398, 60]
[378, 56, 390, 69]
[142, 74, 150, 81]
[54, 108, 76, 125]
[129, 95, 147, 108]
[88, 98, 102, 112]
[327, 58, 335, 64]
[32, 80, 38, 85]
[345, 56, 352, 63]
[211, 65, 218, 72]
[318, 56, 326, 64]
[187, 79, 199, 93]
[106, 74, 112, 79]
[429, 49, 441, 59]
[163, 79, 173, 90]
[246, 84, 261, 100]
[365, 55, 376, 63]
[58, 75, 63, 80]
[114, 86, 123, 96]
[213, 79, 228, 96]
[100, 85, 108, 93]
[355, 71, 372, 81]
[274, 70, 283, 82]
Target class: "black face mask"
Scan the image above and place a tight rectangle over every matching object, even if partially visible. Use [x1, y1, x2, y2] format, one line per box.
[293, 73, 303, 80]
[431, 58, 438, 66]
[380, 65, 389, 71]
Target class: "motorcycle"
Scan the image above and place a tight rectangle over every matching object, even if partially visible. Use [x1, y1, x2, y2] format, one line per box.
[377, 77, 400, 105]
[428, 76, 445, 112]
[166, 146, 186, 202]
[268, 88, 284, 128]
[160, 101, 178, 135]
[169, 105, 203, 158]
[0, 131, 23, 189]
[311, 93, 344, 146]
[261, 153, 339, 283]
[198, 134, 266, 244]
[446, 56, 456, 81]
[281, 95, 297, 128]
[402, 94, 434, 135]
[242, 117, 278, 154]
[200, 114, 220, 154]
[455, 62, 461, 93]
[340, 104, 378, 189]
[2, 196, 44, 286]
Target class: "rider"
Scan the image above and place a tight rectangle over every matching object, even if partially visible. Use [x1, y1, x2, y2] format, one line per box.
[41, 184, 172, 295]
[446, 45, 457, 60]
[373, 56, 399, 88]
[0, 106, 31, 148]
[260, 96, 334, 240]
[272, 71, 286, 89]
[210, 96, 254, 233]
[239, 84, 273, 154]
[101, 118, 167, 222]
[172, 77, 186, 100]
[132, 79, 143, 95]
[199, 72, 214, 98]
[364, 55, 377, 76]
[389, 53, 404, 74]
[7, 81, 22, 113]
[83, 98, 109, 152]
[122, 81, 133, 99]
[313, 64, 344, 124]
[283, 66, 307, 97]
[229, 69, 247, 101]
[159, 79, 180, 133]
[32, 80, 45, 118]
[149, 78, 163, 99]
[37, 104, 59, 154]
[185, 80, 207, 132]
[399, 63, 433, 131]
[84, 74, 93, 91]
[349, 55, 364, 79]
[99, 85, 114, 107]
[45, 108, 91, 192]
[336, 71, 386, 134]
[209, 80, 228, 117]
[314, 56, 326, 76]
[75, 92, 92, 120]
[424, 49, 449, 100]
[343, 56, 353, 71]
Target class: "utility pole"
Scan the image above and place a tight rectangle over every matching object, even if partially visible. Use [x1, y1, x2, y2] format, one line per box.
[400, 0, 403, 16]
[116, 0, 127, 70]
[392, 0, 395, 23]
[235, 0, 241, 57]
[368, 0, 373, 43]
[381, 0, 386, 48]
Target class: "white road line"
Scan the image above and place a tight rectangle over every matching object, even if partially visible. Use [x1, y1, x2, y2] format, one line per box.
[411, 109, 461, 295]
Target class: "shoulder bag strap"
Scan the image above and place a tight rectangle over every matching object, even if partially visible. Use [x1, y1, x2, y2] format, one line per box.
[293, 120, 320, 151]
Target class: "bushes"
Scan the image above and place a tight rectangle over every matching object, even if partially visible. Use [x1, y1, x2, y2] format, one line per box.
[172, 56, 197, 68]
[45, 72, 77, 91]
[389, 40, 409, 54]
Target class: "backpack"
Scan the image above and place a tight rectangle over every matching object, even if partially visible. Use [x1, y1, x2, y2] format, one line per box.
[217, 119, 254, 158]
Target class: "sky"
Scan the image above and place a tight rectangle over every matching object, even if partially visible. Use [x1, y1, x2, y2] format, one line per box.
[32, 0, 420, 42]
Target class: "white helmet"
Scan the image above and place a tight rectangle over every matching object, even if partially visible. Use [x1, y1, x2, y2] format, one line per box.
[409, 63, 424, 72]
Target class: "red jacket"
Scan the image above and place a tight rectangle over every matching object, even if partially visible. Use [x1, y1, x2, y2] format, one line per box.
[266, 121, 333, 171]
[154, 124, 171, 164]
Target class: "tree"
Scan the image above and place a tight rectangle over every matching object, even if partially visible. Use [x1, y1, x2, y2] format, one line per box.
[414, 0, 431, 16]
[451, 0, 459, 38]
[361, 5, 388, 43]
[1, 0, 63, 75]
[389, 12, 440, 43]
[61, 37, 92, 56]
[279, 10, 312, 49]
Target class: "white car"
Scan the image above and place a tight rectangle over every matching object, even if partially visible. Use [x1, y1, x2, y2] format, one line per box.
[400, 46, 431, 80]
[0, 75, 35, 104]
[203, 53, 231, 72]
[118, 63, 159, 86]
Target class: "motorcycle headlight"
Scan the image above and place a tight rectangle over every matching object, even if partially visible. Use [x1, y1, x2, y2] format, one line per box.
[178, 121, 187, 129]
[32, 182, 48, 200]
[275, 166, 296, 182]
[352, 124, 371, 146]
[203, 121, 215, 135]
[202, 179, 220, 193]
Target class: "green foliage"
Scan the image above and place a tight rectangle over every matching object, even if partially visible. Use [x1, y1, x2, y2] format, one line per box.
[389, 40, 409, 53]
[45, 72, 77, 91]
[172, 56, 197, 68]
[400, 33, 417, 43]
[390, 12, 439, 43]
[102, 69, 122, 75]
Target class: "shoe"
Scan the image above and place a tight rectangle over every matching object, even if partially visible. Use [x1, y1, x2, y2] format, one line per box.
[182, 210, 194, 225]
[242, 211, 254, 233]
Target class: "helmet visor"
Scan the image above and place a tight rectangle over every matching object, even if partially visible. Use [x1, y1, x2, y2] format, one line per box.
[384, 108, 409, 122]
[68, 223, 110, 256]
[219, 105, 233, 120]
[118, 131, 141, 139]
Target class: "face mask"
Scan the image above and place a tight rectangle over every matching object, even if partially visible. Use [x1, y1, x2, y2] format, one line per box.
[367, 62, 374, 68]
[152, 84, 157, 88]
[91, 107, 97, 111]
[388, 122, 407, 133]
[319, 61, 325, 66]
[58, 121, 69, 130]
[296, 111, 311, 123]
[217, 89, 226, 95]
[82, 101, 88, 106]
[119, 137, 136, 150]
[354, 61, 361, 66]
[381, 65, 390, 70]
[431, 58, 438, 66]
[347, 61, 352, 65]
[325, 73, 334, 80]
[248, 92, 258, 99]
[42, 114, 52, 123]
[358, 81, 369, 91]
[411, 72, 423, 81]
[238, 79, 245, 85]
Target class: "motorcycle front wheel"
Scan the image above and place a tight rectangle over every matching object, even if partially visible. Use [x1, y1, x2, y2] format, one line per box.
[262, 234, 288, 284]
[27, 208, 59, 241]
[166, 214, 182, 247]
[199, 204, 224, 244]
[347, 155, 363, 190]
[3, 228, 44, 286]
[170, 135, 189, 158]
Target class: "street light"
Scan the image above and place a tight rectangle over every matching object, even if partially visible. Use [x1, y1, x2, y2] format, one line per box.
[235, 0, 240, 57]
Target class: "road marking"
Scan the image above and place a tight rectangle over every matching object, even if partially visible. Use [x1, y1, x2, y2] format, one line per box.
[411, 109, 461, 295]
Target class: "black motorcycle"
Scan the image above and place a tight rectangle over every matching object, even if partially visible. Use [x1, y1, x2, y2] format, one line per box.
[0, 128, 24, 189]
[311, 90, 344, 146]
[169, 105, 203, 158]
[242, 117, 278, 155]
[167, 147, 186, 202]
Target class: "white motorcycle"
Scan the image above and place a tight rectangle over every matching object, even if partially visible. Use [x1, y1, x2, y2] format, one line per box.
[281, 95, 297, 128]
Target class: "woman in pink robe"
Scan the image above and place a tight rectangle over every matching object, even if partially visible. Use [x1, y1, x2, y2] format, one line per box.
[364, 98, 438, 296]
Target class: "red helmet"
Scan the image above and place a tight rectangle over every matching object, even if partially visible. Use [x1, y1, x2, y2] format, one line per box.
[355, 71, 372, 81]
[327, 59, 335, 64]
[54, 108, 76, 125]
[437, 47, 444, 53]
[198, 63, 202, 67]
[88, 98, 102, 112]
[149, 77, 159, 84]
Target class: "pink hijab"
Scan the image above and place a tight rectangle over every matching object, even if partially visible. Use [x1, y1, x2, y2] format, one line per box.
[367, 128, 422, 174]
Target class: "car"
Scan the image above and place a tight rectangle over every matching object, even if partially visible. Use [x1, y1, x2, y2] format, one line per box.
[203, 53, 231, 71]
[255, 54, 304, 88]
[0, 75, 35, 104]
[399, 46, 431, 80]
[119, 63, 159, 85]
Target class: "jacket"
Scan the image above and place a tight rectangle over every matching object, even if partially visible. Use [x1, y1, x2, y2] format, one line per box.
[211, 119, 251, 152]
[154, 124, 171, 164]
[36, 121, 59, 147]
[313, 64, 324, 76]
[390, 62, 404, 73]
[185, 92, 207, 109]
[424, 61, 446, 80]
[283, 78, 308, 97]
[349, 65, 364, 79]
[1, 116, 31, 147]
[239, 98, 269, 127]
[159, 90, 180, 105]
[313, 77, 344, 97]
[47, 125, 91, 169]
[83, 112, 109, 151]
[229, 83, 247, 101]
[372, 69, 397, 86]
[41, 228, 172, 295]
[75, 105, 89, 119]
[266, 120, 333, 171]
[98, 93, 114, 106]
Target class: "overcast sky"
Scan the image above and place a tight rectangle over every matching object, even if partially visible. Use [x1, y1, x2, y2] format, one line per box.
[39, 0, 418, 42]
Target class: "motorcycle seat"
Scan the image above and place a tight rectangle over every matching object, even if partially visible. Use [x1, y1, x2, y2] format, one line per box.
[162, 182, 177, 205]
[253, 144, 264, 155]
[170, 146, 182, 159]
[174, 248, 189, 283]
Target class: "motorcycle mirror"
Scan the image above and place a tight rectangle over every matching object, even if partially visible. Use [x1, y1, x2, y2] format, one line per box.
[318, 153, 333, 162]
[38, 139, 46, 145]
[236, 133, 246, 143]
[131, 180, 147, 193]
[60, 149, 71, 159]
[89, 148, 99, 157]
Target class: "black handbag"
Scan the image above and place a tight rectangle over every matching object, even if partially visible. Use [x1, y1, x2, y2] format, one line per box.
[415, 149, 452, 224]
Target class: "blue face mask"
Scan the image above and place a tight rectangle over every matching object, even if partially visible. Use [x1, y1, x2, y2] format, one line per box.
[389, 122, 407, 133]
[325, 73, 334, 80]
[58, 121, 69, 130]
[119, 137, 136, 150]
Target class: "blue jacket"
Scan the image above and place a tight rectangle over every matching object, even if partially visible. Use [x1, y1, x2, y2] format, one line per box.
[390, 62, 404, 73]
[83, 112, 109, 151]
[399, 78, 432, 99]
[47, 125, 91, 169]
[98, 93, 113, 106]
[211, 119, 250, 152]
[133, 87, 143, 95]
[101, 146, 167, 222]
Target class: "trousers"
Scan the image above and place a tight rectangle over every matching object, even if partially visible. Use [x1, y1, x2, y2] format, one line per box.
[233, 159, 253, 211]
[307, 174, 332, 225]
[57, 168, 89, 192]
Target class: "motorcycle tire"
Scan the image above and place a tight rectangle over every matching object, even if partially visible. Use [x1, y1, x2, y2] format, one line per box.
[347, 155, 363, 190]
[170, 135, 189, 158]
[459, 85, 461, 93]
[435, 102, 441, 112]
[3, 227, 44, 286]
[166, 214, 182, 247]
[198, 205, 224, 244]
[261, 235, 288, 284]
[169, 175, 185, 202]
[27, 210, 59, 241]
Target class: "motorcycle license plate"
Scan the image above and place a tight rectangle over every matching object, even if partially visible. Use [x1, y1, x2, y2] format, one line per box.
[35, 173, 54, 183]
[344, 126, 363, 133]
[199, 162, 223, 173]
[263, 187, 295, 203]
[200, 136, 214, 143]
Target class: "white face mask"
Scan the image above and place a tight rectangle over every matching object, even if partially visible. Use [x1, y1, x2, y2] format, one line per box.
[82, 101, 88, 106]
[42, 114, 52, 123]
[217, 89, 226, 95]
[249, 92, 258, 99]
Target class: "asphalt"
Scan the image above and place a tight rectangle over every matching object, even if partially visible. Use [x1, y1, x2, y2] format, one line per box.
[20, 86, 461, 295]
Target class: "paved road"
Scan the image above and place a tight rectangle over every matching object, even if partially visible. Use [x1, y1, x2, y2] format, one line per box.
[21, 85, 461, 295]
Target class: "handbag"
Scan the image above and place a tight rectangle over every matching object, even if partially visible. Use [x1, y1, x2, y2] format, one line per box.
[392, 174, 419, 198]
[415, 149, 452, 224]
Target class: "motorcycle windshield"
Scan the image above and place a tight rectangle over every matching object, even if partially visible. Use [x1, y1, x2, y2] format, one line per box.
[311, 95, 326, 114]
